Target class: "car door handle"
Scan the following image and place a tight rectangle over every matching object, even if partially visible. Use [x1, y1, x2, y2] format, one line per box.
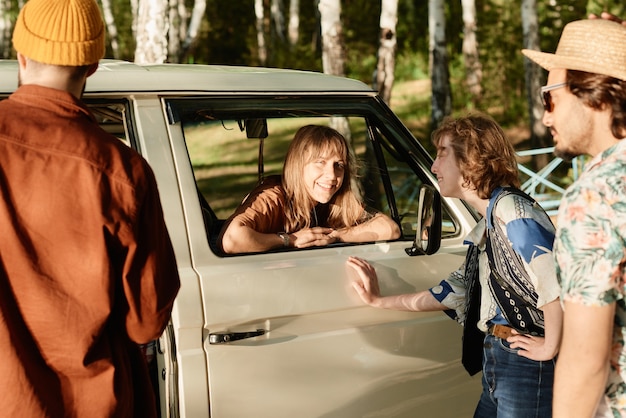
[208, 329, 266, 344]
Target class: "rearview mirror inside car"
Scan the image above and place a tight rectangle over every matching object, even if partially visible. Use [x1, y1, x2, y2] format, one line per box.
[244, 118, 268, 139]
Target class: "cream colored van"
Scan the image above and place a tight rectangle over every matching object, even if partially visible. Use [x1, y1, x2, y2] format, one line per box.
[0, 60, 481, 417]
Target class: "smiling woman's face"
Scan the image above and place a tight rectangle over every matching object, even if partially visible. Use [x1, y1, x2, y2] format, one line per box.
[302, 149, 345, 203]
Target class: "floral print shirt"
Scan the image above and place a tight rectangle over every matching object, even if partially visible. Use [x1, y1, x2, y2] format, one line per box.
[555, 140, 626, 417]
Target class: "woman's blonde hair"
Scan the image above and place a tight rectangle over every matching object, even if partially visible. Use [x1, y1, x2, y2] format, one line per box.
[282, 125, 363, 232]
[432, 113, 520, 199]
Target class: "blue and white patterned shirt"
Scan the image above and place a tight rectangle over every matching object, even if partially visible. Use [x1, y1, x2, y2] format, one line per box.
[431, 188, 559, 332]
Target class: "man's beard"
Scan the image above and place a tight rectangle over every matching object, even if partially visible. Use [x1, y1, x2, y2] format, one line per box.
[553, 146, 580, 163]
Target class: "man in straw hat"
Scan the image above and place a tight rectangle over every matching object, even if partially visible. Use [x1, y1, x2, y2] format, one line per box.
[522, 18, 626, 418]
[0, 0, 180, 416]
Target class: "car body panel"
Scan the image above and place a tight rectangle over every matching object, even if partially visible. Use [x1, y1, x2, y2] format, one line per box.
[0, 59, 481, 417]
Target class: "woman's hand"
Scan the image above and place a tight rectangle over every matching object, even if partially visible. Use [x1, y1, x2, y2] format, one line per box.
[346, 256, 382, 306]
[507, 329, 558, 361]
[290, 227, 337, 248]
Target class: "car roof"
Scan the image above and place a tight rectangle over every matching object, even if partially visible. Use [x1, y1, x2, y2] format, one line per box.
[0, 59, 375, 96]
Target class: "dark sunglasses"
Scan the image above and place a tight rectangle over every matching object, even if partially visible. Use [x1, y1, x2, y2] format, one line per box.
[540, 82, 567, 112]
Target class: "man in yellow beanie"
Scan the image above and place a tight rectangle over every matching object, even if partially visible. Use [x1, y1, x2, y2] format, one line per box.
[0, 0, 180, 417]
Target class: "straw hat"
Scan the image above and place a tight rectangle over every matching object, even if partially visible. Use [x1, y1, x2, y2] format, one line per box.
[522, 19, 626, 81]
[12, 0, 105, 66]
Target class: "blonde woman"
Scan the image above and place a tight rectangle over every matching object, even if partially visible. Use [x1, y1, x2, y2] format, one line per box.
[219, 124, 400, 253]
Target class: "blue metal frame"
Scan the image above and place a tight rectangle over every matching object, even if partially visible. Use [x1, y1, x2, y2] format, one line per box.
[517, 147, 584, 216]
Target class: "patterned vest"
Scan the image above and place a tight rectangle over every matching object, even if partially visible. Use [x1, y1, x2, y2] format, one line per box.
[485, 187, 549, 337]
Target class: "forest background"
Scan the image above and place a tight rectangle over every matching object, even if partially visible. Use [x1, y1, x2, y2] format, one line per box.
[0, 0, 624, 168]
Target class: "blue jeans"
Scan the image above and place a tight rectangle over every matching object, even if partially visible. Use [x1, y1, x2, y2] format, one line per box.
[473, 334, 555, 418]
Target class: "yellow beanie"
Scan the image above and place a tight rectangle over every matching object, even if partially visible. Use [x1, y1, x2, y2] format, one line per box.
[12, 0, 105, 66]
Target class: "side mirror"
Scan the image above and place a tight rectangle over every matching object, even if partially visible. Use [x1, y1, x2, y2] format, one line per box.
[405, 184, 442, 256]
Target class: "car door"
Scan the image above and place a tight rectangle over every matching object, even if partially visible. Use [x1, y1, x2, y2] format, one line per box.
[159, 95, 481, 417]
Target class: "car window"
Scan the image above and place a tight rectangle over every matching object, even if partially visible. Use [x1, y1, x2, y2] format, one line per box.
[0, 97, 133, 147]
[86, 100, 132, 147]
[167, 97, 459, 255]
[365, 125, 459, 238]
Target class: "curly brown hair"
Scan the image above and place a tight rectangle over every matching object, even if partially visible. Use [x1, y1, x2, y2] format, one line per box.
[431, 113, 520, 199]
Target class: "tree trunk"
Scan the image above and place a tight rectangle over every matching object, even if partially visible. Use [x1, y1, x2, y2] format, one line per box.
[288, 0, 300, 47]
[429, 0, 451, 129]
[271, 0, 285, 41]
[130, 0, 139, 39]
[318, 0, 350, 140]
[461, 0, 482, 103]
[375, 0, 398, 105]
[135, 0, 169, 64]
[255, 0, 267, 65]
[100, 0, 120, 58]
[167, 0, 182, 63]
[0, 0, 14, 59]
[318, 0, 345, 77]
[521, 0, 549, 170]
[184, 0, 205, 49]
[180, 0, 207, 61]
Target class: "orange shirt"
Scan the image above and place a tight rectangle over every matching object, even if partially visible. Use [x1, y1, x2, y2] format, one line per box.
[0, 85, 180, 417]
[220, 175, 333, 234]
[225, 175, 289, 233]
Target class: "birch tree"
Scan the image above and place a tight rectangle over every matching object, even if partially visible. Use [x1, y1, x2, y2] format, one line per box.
[255, 0, 267, 65]
[169, 0, 205, 63]
[318, 0, 350, 139]
[167, 0, 183, 62]
[135, 0, 168, 64]
[288, 0, 299, 47]
[134, 0, 205, 64]
[182, 0, 206, 55]
[318, 0, 345, 77]
[130, 0, 139, 39]
[0, 0, 15, 59]
[100, 0, 120, 58]
[429, 0, 451, 129]
[521, 0, 549, 169]
[271, 0, 285, 41]
[461, 0, 482, 103]
[375, 0, 398, 105]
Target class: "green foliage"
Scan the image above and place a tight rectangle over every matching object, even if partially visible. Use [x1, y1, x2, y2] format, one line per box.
[345, 50, 377, 85]
[586, 0, 626, 18]
[107, 0, 136, 60]
[87, 0, 626, 135]
[394, 50, 429, 82]
[396, 0, 429, 56]
[199, 1, 256, 65]
[473, 1, 525, 122]
[539, 0, 587, 54]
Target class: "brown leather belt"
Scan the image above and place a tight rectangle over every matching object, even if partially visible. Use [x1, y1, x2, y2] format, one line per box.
[488, 324, 514, 339]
